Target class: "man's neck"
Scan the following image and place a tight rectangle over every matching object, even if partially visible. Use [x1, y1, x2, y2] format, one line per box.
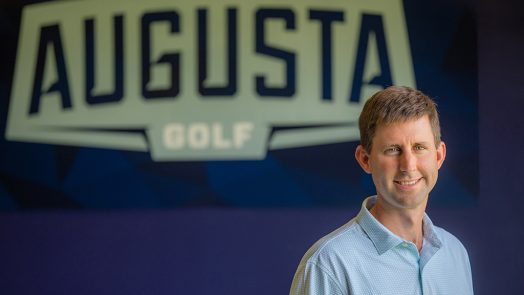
[369, 197, 426, 251]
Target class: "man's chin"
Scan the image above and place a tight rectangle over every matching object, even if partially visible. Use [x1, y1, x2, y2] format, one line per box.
[380, 192, 428, 210]
[396, 195, 428, 210]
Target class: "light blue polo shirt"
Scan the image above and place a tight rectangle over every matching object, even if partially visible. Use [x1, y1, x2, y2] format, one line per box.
[290, 196, 473, 295]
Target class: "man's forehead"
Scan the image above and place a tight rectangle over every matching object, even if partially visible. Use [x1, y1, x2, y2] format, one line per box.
[373, 116, 435, 143]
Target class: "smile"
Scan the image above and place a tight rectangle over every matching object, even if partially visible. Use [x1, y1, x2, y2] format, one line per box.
[394, 178, 421, 186]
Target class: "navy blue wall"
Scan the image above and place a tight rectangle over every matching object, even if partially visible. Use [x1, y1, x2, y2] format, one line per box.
[1, 0, 524, 294]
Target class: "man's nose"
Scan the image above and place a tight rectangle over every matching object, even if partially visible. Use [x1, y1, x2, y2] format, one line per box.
[399, 150, 417, 172]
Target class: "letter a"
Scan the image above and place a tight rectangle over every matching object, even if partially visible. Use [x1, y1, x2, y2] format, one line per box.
[350, 14, 393, 102]
[29, 24, 72, 114]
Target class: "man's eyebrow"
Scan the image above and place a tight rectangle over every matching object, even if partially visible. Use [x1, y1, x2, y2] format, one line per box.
[380, 142, 432, 149]
[414, 141, 432, 146]
[381, 143, 401, 149]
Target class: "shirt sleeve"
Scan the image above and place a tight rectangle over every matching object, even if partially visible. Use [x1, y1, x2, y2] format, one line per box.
[290, 261, 347, 295]
[462, 243, 474, 294]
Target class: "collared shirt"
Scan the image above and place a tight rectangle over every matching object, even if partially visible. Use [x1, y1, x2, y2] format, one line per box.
[290, 196, 473, 295]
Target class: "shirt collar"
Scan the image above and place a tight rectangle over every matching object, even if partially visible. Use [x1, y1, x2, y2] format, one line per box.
[421, 212, 442, 249]
[356, 196, 442, 255]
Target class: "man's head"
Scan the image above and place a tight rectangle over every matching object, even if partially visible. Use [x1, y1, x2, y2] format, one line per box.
[358, 86, 441, 153]
[354, 86, 446, 211]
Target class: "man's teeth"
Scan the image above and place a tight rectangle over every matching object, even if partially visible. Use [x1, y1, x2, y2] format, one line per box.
[397, 179, 418, 185]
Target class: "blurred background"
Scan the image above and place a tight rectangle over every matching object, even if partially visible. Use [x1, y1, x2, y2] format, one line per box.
[0, 0, 523, 294]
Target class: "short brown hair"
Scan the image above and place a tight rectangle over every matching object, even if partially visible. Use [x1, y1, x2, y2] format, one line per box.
[358, 86, 441, 152]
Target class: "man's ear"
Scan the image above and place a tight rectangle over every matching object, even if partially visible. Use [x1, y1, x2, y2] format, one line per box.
[436, 141, 446, 169]
[355, 145, 372, 174]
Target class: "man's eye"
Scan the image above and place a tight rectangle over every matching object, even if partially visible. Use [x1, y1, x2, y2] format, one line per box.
[414, 145, 426, 151]
[385, 147, 400, 154]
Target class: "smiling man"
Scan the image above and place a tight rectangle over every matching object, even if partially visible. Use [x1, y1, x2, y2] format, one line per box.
[290, 86, 473, 295]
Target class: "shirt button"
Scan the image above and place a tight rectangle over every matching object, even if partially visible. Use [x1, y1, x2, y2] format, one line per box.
[402, 242, 409, 247]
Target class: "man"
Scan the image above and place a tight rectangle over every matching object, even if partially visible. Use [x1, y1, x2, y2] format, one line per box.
[290, 86, 473, 295]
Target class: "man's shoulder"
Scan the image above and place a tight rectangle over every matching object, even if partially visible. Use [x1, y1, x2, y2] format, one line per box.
[290, 220, 365, 295]
[299, 217, 369, 267]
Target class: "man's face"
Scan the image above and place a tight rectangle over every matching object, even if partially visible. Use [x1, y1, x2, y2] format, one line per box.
[355, 115, 446, 211]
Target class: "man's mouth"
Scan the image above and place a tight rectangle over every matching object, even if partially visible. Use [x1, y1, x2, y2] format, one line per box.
[394, 178, 422, 186]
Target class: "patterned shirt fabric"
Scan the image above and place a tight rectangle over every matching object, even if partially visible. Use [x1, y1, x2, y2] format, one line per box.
[290, 196, 473, 295]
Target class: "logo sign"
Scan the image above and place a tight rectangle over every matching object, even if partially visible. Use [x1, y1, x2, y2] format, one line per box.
[6, 0, 415, 160]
